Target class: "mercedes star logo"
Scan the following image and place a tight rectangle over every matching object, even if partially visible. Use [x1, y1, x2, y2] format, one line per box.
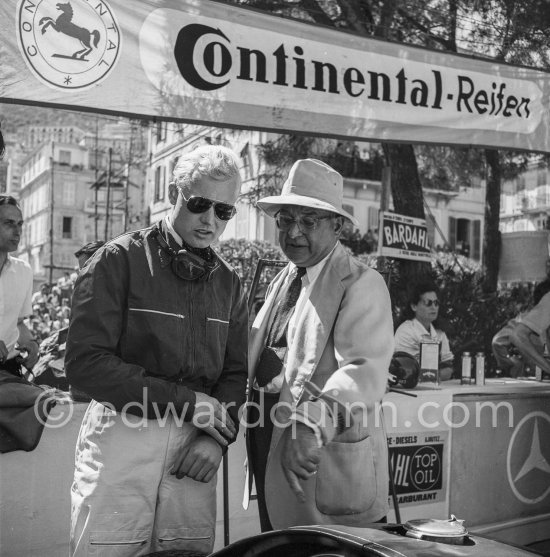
[507, 411, 550, 504]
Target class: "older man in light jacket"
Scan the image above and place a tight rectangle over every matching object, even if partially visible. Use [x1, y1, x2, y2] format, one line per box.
[244, 158, 394, 531]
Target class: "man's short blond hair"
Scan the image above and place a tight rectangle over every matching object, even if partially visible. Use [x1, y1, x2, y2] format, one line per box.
[173, 145, 241, 192]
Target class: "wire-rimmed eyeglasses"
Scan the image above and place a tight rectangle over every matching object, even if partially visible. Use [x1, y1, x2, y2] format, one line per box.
[275, 212, 332, 232]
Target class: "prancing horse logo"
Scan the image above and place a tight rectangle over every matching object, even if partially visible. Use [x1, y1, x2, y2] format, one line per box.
[39, 2, 100, 60]
[17, 0, 121, 90]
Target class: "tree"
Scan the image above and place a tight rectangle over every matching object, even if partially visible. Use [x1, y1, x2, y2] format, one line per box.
[456, 0, 550, 290]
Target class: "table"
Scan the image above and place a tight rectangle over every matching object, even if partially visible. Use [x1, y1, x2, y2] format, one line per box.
[385, 378, 550, 546]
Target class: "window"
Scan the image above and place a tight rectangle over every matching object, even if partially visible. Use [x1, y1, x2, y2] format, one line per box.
[155, 121, 167, 144]
[59, 150, 71, 165]
[240, 143, 252, 180]
[62, 182, 75, 206]
[169, 157, 179, 182]
[367, 206, 379, 231]
[448, 217, 481, 260]
[62, 216, 72, 239]
[537, 167, 547, 187]
[154, 166, 166, 202]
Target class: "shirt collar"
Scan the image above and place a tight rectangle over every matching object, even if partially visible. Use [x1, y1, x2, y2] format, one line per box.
[412, 317, 436, 337]
[0, 254, 14, 276]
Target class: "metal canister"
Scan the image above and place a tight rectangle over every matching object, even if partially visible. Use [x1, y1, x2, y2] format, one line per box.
[461, 352, 472, 383]
[475, 352, 485, 385]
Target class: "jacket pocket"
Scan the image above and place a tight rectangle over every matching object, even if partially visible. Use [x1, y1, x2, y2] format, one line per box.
[129, 307, 185, 320]
[125, 307, 185, 372]
[204, 316, 230, 371]
[157, 526, 213, 555]
[315, 435, 376, 515]
[89, 530, 148, 557]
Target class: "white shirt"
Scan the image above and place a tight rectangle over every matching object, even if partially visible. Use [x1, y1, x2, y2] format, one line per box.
[394, 317, 453, 363]
[262, 246, 335, 393]
[519, 292, 550, 338]
[0, 255, 33, 359]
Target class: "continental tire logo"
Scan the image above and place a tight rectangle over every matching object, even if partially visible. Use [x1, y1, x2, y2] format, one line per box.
[17, 0, 120, 90]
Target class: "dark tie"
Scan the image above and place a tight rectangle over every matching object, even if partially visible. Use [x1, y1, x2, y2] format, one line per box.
[255, 267, 306, 387]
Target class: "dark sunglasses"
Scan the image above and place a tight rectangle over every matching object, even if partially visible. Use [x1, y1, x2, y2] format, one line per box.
[422, 299, 440, 307]
[180, 191, 236, 221]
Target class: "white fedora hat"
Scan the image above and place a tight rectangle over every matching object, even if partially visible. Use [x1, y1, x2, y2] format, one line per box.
[257, 158, 359, 227]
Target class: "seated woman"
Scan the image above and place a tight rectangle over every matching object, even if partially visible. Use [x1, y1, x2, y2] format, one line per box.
[394, 281, 454, 381]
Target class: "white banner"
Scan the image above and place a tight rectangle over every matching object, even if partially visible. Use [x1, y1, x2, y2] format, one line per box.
[2, 0, 550, 152]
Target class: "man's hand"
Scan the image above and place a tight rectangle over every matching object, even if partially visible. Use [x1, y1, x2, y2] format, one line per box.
[171, 435, 223, 483]
[16, 321, 39, 370]
[281, 422, 322, 503]
[193, 392, 236, 447]
[17, 340, 39, 370]
[0, 341, 8, 364]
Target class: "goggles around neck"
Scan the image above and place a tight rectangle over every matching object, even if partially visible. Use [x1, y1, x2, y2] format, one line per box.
[153, 227, 220, 282]
[179, 190, 237, 221]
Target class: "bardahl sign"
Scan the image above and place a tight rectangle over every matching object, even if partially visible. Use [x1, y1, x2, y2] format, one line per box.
[3, 0, 550, 152]
[378, 212, 431, 261]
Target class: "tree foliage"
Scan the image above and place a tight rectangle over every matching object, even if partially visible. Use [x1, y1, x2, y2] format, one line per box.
[217, 237, 284, 293]
[415, 146, 484, 191]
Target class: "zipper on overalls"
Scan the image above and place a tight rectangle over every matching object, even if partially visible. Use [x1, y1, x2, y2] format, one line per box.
[177, 281, 192, 385]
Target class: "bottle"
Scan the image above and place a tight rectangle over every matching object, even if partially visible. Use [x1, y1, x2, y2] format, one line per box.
[475, 352, 485, 385]
[461, 352, 472, 384]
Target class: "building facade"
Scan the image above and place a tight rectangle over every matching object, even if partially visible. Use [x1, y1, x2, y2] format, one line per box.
[9, 117, 495, 288]
[147, 126, 486, 260]
[500, 159, 550, 233]
[18, 138, 145, 286]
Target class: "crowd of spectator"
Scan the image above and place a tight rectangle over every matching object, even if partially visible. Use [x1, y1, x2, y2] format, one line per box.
[340, 227, 379, 254]
[25, 273, 77, 341]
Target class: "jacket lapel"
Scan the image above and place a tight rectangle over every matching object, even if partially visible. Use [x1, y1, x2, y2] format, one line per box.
[248, 266, 290, 385]
[269, 244, 351, 451]
[284, 243, 351, 402]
